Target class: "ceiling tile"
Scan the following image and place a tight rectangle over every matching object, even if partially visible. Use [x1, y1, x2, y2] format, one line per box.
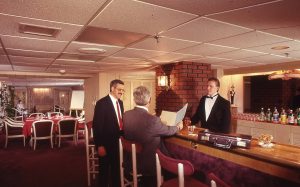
[211, 64, 238, 69]
[176, 43, 238, 56]
[54, 59, 100, 66]
[1, 35, 68, 52]
[100, 56, 142, 64]
[59, 53, 105, 62]
[14, 65, 46, 72]
[0, 14, 83, 41]
[283, 50, 300, 59]
[0, 55, 10, 64]
[11, 62, 49, 67]
[9, 55, 54, 64]
[162, 17, 252, 42]
[6, 48, 59, 59]
[0, 0, 107, 24]
[220, 59, 258, 67]
[113, 48, 168, 59]
[0, 47, 4, 55]
[241, 54, 297, 64]
[211, 31, 291, 48]
[138, 0, 274, 16]
[64, 41, 124, 56]
[214, 49, 266, 60]
[76, 26, 148, 47]
[191, 56, 231, 65]
[90, 0, 197, 35]
[262, 26, 300, 41]
[248, 40, 300, 55]
[150, 52, 203, 63]
[130, 36, 199, 52]
[208, 0, 300, 30]
[0, 64, 13, 71]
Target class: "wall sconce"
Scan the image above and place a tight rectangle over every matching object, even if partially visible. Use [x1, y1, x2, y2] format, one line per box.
[157, 75, 170, 90]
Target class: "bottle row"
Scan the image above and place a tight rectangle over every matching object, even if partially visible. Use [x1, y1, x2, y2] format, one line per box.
[259, 107, 300, 125]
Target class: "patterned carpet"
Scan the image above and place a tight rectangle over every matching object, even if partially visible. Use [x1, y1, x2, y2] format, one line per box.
[0, 133, 98, 187]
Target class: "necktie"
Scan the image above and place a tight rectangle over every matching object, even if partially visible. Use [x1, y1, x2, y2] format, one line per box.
[116, 101, 123, 130]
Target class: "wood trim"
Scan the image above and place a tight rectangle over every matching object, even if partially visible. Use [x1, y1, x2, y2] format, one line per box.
[168, 129, 300, 184]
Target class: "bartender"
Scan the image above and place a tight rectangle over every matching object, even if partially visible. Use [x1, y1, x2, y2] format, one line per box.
[189, 77, 231, 134]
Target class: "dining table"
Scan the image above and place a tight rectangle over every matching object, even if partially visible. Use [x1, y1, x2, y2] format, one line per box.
[22, 115, 77, 137]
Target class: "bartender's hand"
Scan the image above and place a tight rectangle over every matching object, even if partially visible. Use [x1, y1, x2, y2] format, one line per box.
[184, 117, 191, 126]
[98, 146, 106, 156]
[176, 121, 183, 131]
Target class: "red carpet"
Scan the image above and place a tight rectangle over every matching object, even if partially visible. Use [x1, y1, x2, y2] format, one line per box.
[0, 133, 98, 187]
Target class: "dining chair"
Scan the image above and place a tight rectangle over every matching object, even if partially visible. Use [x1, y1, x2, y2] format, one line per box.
[3, 119, 25, 148]
[57, 119, 77, 147]
[76, 120, 85, 142]
[156, 149, 208, 187]
[31, 120, 54, 150]
[85, 123, 98, 187]
[119, 137, 143, 187]
[208, 172, 231, 187]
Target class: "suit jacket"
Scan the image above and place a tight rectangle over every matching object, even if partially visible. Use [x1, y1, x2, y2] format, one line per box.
[191, 95, 231, 133]
[92, 95, 124, 152]
[123, 107, 178, 176]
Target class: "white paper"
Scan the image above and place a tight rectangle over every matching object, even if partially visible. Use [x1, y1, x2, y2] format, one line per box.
[160, 103, 188, 126]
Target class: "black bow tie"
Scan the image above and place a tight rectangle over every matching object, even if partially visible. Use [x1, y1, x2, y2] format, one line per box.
[206, 94, 218, 99]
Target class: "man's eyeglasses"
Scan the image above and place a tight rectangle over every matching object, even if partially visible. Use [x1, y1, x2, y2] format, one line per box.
[116, 88, 125, 93]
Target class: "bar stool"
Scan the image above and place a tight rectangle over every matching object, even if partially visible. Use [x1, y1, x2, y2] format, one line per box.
[119, 137, 142, 187]
[156, 149, 208, 187]
[85, 123, 98, 186]
[208, 172, 231, 187]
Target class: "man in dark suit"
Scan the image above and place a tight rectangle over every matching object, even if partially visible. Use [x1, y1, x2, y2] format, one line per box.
[123, 86, 182, 187]
[191, 77, 231, 134]
[93, 79, 125, 187]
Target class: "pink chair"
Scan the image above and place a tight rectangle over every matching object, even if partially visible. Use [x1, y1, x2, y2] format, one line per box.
[119, 137, 142, 187]
[156, 149, 208, 187]
[208, 173, 231, 187]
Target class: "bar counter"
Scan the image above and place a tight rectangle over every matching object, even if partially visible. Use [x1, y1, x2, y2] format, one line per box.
[164, 128, 300, 186]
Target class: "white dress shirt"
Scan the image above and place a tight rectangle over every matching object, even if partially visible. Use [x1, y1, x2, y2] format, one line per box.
[109, 94, 122, 127]
[205, 94, 218, 121]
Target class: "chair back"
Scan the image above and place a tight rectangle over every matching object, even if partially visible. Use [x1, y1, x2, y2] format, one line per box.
[208, 173, 231, 187]
[3, 119, 25, 148]
[29, 113, 45, 118]
[156, 149, 194, 176]
[4, 119, 24, 136]
[32, 120, 53, 137]
[58, 119, 77, 135]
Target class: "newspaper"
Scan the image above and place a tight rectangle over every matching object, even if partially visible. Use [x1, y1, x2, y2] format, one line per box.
[160, 103, 188, 126]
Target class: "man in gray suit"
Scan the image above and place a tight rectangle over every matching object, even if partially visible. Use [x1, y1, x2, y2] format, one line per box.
[123, 86, 183, 187]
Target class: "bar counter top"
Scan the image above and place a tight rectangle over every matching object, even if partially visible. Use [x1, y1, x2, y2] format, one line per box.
[166, 128, 300, 184]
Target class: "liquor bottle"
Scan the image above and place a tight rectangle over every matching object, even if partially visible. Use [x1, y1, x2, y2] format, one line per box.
[272, 107, 279, 123]
[298, 108, 300, 126]
[294, 109, 298, 125]
[259, 108, 265, 121]
[280, 108, 287, 124]
[288, 109, 295, 125]
[266, 108, 272, 122]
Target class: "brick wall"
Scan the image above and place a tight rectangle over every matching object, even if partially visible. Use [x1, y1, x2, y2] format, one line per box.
[156, 61, 212, 117]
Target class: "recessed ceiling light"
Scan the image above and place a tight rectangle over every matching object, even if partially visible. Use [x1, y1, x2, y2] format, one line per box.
[78, 47, 106, 54]
[59, 69, 66, 74]
[271, 46, 290, 50]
